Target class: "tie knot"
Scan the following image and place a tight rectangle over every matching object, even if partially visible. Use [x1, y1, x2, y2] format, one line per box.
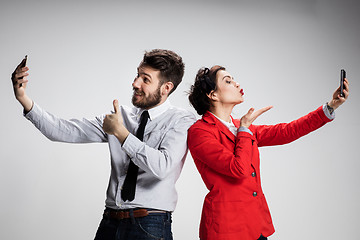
[140, 110, 149, 122]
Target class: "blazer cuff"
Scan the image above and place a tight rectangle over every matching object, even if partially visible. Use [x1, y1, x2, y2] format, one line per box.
[236, 129, 256, 141]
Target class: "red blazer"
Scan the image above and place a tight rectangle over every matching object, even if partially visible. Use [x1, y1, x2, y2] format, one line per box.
[187, 106, 332, 240]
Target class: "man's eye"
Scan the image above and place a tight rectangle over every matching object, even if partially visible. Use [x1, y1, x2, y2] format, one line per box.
[144, 78, 150, 83]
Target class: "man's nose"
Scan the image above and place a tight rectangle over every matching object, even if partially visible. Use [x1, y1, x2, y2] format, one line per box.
[132, 77, 141, 88]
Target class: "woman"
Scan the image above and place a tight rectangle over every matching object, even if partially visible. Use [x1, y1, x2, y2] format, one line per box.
[187, 66, 349, 240]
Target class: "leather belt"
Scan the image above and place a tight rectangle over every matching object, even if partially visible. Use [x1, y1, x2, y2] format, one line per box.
[105, 208, 167, 220]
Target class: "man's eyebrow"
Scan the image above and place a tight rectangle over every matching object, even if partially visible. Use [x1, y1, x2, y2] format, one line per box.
[137, 68, 153, 79]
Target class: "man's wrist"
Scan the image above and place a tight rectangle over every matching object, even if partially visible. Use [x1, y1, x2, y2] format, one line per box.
[17, 95, 33, 113]
[114, 125, 130, 144]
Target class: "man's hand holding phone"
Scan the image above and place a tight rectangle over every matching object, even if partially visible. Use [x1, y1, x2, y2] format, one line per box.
[11, 55, 33, 112]
[12, 55, 28, 93]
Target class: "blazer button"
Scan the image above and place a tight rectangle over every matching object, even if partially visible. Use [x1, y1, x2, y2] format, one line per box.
[251, 172, 256, 177]
[253, 191, 257, 197]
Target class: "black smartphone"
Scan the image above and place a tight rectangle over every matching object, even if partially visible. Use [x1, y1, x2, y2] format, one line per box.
[340, 69, 346, 97]
[19, 55, 28, 87]
[20, 55, 28, 68]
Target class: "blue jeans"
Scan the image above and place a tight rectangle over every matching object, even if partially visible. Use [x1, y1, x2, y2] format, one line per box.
[94, 209, 173, 240]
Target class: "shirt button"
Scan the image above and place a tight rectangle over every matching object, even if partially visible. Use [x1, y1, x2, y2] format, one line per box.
[251, 172, 256, 177]
[253, 192, 257, 197]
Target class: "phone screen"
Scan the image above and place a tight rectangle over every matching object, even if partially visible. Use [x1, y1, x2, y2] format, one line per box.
[20, 55, 28, 68]
[340, 69, 346, 97]
[19, 55, 28, 87]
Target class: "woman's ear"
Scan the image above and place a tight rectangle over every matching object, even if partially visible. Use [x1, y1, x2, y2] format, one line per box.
[206, 90, 218, 102]
[161, 82, 174, 96]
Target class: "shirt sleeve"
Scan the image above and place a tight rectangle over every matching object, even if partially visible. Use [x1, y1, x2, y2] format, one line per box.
[322, 103, 335, 120]
[238, 126, 253, 135]
[24, 102, 107, 143]
[121, 112, 196, 180]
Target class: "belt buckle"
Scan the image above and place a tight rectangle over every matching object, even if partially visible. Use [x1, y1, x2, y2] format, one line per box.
[117, 211, 127, 220]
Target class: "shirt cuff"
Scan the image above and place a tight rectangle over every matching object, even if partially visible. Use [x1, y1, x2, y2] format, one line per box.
[238, 126, 253, 135]
[322, 104, 335, 120]
[122, 133, 143, 159]
[23, 102, 41, 121]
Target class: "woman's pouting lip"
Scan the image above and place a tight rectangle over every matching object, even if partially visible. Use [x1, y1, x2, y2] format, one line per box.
[240, 89, 244, 95]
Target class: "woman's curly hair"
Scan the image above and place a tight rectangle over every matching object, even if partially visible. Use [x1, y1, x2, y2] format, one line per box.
[188, 65, 225, 115]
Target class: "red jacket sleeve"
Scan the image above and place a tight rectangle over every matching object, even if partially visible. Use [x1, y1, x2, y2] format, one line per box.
[252, 106, 333, 147]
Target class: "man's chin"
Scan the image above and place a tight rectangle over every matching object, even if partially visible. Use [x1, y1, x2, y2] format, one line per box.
[132, 95, 142, 105]
[132, 92, 161, 109]
[132, 99, 149, 109]
[132, 100, 142, 108]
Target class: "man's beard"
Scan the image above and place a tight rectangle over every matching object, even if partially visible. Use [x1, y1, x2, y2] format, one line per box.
[132, 86, 162, 109]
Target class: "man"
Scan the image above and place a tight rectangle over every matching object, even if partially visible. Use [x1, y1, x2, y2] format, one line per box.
[11, 49, 196, 240]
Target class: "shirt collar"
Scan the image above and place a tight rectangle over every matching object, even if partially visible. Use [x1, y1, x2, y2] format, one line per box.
[136, 99, 172, 121]
[209, 112, 238, 135]
[209, 112, 232, 126]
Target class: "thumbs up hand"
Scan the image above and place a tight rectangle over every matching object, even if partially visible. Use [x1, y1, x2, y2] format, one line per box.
[103, 100, 129, 143]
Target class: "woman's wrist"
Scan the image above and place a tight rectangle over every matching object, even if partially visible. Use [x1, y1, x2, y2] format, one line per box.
[327, 100, 338, 111]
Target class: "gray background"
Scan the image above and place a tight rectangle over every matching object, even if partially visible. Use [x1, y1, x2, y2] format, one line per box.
[1, 0, 359, 239]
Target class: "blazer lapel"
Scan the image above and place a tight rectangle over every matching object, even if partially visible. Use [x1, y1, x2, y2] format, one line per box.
[202, 112, 236, 144]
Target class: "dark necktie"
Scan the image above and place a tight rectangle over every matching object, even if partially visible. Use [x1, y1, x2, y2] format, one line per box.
[121, 110, 149, 202]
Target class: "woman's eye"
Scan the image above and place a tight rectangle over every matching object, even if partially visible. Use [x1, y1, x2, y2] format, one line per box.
[226, 80, 231, 84]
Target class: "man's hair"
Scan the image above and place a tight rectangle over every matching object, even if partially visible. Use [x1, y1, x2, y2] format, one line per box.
[140, 49, 185, 95]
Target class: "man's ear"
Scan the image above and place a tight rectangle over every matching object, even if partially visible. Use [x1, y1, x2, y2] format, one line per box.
[161, 82, 174, 96]
[206, 90, 218, 102]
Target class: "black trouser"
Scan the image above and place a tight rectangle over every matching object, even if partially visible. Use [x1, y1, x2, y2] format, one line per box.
[258, 235, 268, 240]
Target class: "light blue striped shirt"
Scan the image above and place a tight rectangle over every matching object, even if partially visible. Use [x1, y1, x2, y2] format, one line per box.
[24, 99, 196, 211]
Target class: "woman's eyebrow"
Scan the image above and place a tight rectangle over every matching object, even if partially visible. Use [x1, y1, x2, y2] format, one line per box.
[222, 75, 233, 80]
